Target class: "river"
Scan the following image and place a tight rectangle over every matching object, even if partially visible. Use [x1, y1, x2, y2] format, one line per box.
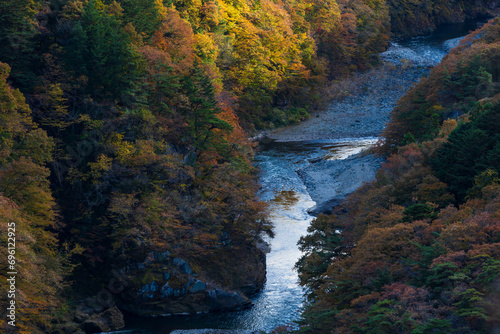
[121, 20, 484, 334]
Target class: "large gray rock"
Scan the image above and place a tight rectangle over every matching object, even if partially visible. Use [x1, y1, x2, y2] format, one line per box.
[299, 153, 383, 215]
[118, 247, 264, 316]
[81, 306, 125, 333]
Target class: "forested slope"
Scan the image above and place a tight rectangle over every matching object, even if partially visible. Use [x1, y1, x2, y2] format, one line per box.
[386, 0, 499, 37]
[296, 18, 500, 333]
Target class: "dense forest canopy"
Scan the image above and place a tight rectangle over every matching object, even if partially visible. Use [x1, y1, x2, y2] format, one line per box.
[0, 0, 498, 332]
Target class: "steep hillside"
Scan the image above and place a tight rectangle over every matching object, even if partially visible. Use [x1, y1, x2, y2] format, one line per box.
[387, 0, 499, 37]
[296, 18, 500, 334]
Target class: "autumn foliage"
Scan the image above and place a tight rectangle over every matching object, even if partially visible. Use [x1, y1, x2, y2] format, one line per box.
[296, 19, 500, 334]
[0, 0, 498, 332]
[0, 62, 65, 333]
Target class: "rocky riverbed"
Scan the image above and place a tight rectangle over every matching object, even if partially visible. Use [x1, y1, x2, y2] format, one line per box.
[258, 59, 429, 215]
[299, 153, 383, 215]
[120, 22, 480, 333]
[266, 61, 428, 143]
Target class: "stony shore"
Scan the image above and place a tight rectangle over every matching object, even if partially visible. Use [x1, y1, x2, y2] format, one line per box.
[262, 60, 429, 214]
[266, 61, 428, 143]
[299, 153, 383, 215]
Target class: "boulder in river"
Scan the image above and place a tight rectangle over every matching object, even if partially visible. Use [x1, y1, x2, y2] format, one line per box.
[299, 153, 383, 215]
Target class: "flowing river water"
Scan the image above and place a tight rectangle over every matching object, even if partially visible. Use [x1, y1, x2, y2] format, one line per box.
[121, 20, 484, 334]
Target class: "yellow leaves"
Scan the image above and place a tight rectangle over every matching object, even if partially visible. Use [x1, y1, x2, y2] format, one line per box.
[0, 60, 10, 79]
[305, 0, 341, 35]
[66, 242, 85, 256]
[0, 63, 31, 127]
[0, 65, 63, 330]
[18, 128, 55, 165]
[219, 1, 241, 31]
[256, 0, 293, 35]
[108, 133, 177, 171]
[106, 1, 124, 17]
[287, 61, 311, 80]
[297, 32, 316, 62]
[88, 154, 112, 180]
[222, 0, 250, 17]
[68, 154, 112, 184]
[232, 17, 260, 57]
[0, 194, 61, 331]
[218, 0, 317, 95]
[154, 0, 168, 19]
[195, 33, 219, 63]
[109, 133, 134, 163]
[123, 22, 144, 47]
[200, 1, 223, 30]
[36, 83, 70, 130]
[60, 0, 88, 21]
[439, 119, 458, 138]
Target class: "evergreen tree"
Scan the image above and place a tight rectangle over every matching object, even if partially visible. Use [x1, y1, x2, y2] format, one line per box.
[0, 0, 38, 89]
[181, 65, 232, 161]
[432, 104, 500, 201]
[64, 0, 144, 103]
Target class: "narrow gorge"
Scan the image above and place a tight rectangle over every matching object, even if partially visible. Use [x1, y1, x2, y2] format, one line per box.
[119, 20, 486, 334]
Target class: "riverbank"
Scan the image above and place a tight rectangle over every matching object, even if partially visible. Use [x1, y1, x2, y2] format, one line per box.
[264, 60, 428, 143]
[256, 20, 490, 216]
[299, 153, 383, 215]
[258, 59, 429, 215]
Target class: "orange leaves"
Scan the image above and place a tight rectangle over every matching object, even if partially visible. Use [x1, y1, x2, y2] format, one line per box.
[194, 232, 219, 248]
[216, 92, 248, 146]
[380, 283, 430, 306]
[382, 19, 500, 154]
[352, 222, 423, 265]
[199, 1, 222, 31]
[147, 8, 195, 73]
[304, 0, 341, 36]
[416, 175, 455, 207]
[436, 199, 500, 252]
[363, 205, 405, 229]
[0, 66, 63, 332]
[0, 195, 60, 332]
[296, 18, 500, 333]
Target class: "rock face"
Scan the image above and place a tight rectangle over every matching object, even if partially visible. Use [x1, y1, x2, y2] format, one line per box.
[78, 306, 125, 333]
[299, 153, 383, 215]
[117, 245, 266, 316]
